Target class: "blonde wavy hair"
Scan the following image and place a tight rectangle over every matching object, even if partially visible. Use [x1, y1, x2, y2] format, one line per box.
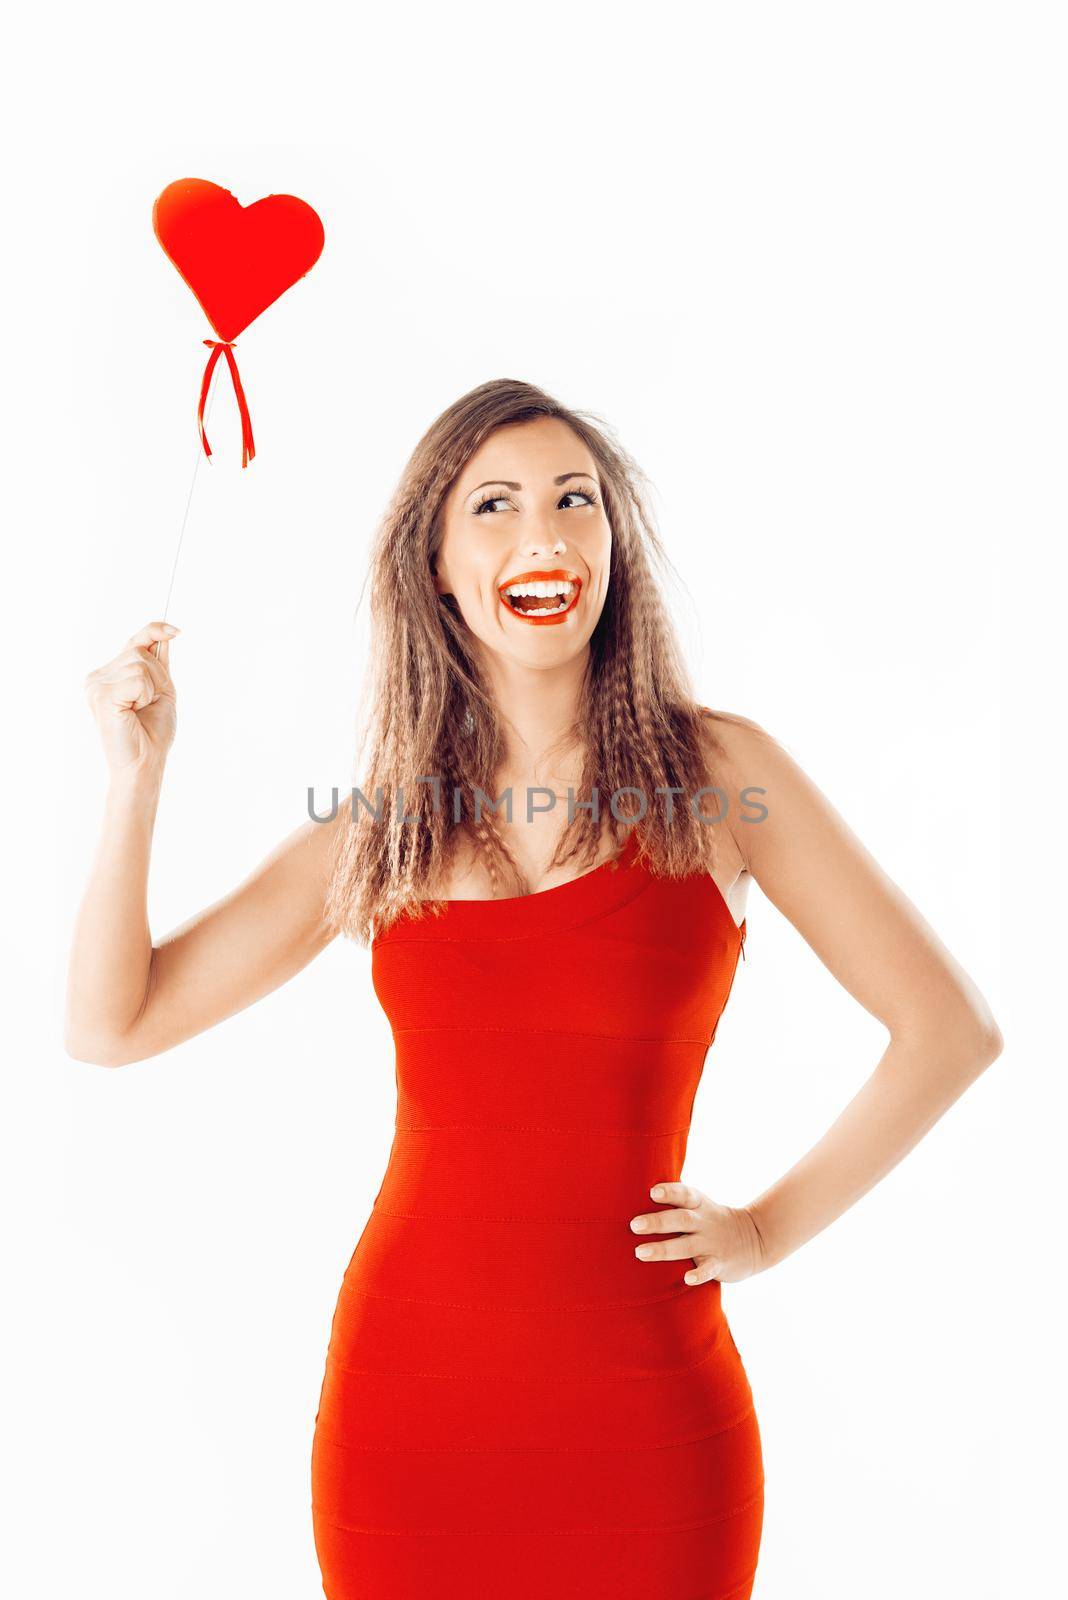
[324, 377, 737, 944]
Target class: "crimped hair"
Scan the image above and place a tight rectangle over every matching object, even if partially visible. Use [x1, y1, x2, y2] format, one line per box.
[324, 377, 737, 944]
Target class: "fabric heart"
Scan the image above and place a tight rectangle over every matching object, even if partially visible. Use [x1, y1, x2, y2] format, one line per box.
[152, 178, 325, 342]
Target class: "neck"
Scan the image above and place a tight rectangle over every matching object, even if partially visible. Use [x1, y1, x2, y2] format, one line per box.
[478, 645, 590, 797]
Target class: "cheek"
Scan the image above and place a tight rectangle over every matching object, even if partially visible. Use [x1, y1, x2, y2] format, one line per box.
[441, 525, 495, 587]
[588, 525, 613, 583]
[589, 514, 612, 556]
[456, 569, 503, 626]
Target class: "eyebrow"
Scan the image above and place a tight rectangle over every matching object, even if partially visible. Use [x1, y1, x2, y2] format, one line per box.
[467, 471, 598, 495]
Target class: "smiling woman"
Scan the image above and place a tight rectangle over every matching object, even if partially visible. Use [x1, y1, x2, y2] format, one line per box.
[324, 381, 737, 927]
[434, 420, 612, 645]
[303, 380, 775, 1594]
[477, 478, 595, 620]
[67, 375, 1002, 1600]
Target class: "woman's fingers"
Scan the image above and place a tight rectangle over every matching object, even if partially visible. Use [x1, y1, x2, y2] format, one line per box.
[631, 1180, 724, 1278]
[82, 621, 182, 774]
[130, 644, 171, 689]
[630, 1205, 701, 1235]
[628, 1188, 765, 1285]
[630, 1180, 707, 1236]
[127, 620, 180, 650]
[633, 1233, 707, 1262]
[90, 631, 179, 690]
[683, 1261, 722, 1285]
[648, 1180, 705, 1208]
[87, 648, 170, 706]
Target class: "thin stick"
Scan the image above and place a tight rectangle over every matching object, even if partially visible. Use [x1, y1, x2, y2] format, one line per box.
[153, 379, 220, 658]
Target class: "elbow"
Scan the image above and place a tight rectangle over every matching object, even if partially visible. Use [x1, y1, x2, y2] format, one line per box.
[64, 1041, 120, 1067]
[962, 986, 1005, 1071]
[976, 1016, 1005, 1069]
[889, 997, 1005, 1080]
[63, 1025, 140, 1068]
[944, 1002, 1005, 1080]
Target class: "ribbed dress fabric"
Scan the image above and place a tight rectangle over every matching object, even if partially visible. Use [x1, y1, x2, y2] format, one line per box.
[311, 826, 763, 1598]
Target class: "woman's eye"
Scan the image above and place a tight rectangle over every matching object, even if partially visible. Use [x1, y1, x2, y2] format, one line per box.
[473, 488, 597, 515]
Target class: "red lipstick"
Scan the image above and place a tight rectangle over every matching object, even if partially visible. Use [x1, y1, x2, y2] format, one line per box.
[497, 568, 582, 626]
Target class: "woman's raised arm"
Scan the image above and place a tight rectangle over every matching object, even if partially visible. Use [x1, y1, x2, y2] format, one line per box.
[64, 620, 340, 1066]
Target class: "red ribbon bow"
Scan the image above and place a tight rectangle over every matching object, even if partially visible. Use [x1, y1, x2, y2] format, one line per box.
[197, 339, 256, 468]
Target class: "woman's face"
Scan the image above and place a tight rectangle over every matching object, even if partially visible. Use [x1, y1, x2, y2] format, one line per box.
[434, 417, 612, 671]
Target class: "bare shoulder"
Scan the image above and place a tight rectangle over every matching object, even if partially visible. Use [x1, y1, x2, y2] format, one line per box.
[698, 706, 781, 764]
[696, 707, 787, 869]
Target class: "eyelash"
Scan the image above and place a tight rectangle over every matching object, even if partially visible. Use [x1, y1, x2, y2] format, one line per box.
[472, 486, 599, 515]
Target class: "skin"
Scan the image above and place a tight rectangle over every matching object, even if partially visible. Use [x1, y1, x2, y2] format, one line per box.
[66, 414, 1004, 1289]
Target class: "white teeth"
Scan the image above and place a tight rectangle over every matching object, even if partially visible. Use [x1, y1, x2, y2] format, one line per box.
[503, 580, 575, 599]
[499, 578, 577, 617]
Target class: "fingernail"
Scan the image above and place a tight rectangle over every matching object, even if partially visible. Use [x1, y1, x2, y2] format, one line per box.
[164, 625, 180, 635]
[630, 1217, 647, 1232]
[650, 1186, 664, 1199]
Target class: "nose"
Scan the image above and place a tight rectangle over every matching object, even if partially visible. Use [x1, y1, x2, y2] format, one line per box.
[520, 524, 567, 559]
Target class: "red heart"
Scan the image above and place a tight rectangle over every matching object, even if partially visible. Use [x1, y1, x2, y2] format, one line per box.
[152, 178, 325, 342]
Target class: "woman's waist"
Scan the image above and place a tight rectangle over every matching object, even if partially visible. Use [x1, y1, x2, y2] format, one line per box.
[375, 1119, 693, 1216]
[334, 1217, 737, 1381]
[339, 1195, 722, 1332]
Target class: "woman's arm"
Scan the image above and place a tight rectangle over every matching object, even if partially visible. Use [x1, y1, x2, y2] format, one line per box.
[64, 620, 341, 1066]
[722, 715, 1002, 1273]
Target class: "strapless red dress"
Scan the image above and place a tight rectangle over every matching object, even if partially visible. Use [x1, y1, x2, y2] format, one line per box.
[311, 827, 763, 1598]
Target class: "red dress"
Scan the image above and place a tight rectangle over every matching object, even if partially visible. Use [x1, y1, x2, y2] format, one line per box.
[311, 827, 763, 1598]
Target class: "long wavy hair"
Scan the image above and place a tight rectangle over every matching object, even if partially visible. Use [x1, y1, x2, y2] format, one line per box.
[324, 378, 738, 945]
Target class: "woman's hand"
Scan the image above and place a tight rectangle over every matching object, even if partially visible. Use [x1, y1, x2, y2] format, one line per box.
[83, 620, 180, 780]
[630, 1181, 766, 1285]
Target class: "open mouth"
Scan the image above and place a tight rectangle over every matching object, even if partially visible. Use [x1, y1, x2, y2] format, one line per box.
[498, 568, 582, 624]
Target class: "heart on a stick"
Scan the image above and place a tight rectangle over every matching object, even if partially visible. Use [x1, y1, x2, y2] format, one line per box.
[153, 178, 325, 342]
[152, 177, 324, 466]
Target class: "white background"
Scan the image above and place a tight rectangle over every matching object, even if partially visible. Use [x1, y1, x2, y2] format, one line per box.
[3, 3, 1063, 1597]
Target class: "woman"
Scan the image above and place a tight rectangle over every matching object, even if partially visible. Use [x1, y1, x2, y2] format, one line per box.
[66, 378, 1003, 1599]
